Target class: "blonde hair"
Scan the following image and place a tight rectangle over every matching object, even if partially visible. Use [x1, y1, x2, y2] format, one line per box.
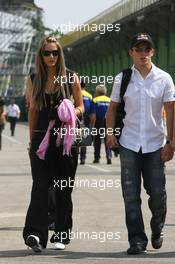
[32, 35, 69, 110]
[95, 85, 107, 96]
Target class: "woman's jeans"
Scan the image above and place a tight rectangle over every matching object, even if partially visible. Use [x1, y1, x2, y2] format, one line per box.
[23, 133, 78, 248]
[119, 145, 167, 247]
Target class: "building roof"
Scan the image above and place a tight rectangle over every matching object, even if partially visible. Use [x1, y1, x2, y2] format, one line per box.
[60, 0, 160, 47]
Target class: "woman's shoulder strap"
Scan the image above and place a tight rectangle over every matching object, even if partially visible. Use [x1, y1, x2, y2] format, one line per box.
[66, 68, 75, 84]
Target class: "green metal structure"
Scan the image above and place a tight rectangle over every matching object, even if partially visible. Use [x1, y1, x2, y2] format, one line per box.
[62, 0, 175, 95]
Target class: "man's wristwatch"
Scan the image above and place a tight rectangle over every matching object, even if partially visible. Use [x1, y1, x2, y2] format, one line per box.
[166, 139, 172, 144]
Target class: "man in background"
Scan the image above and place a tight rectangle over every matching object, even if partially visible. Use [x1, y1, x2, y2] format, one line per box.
[7, 98, 20, 136]
[0, 97, 6, 150]
[91, 85, 112, 164]
[80, 81, 93, 165]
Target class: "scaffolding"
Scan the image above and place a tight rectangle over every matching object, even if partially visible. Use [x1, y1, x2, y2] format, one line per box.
[0, 0, 43, 97]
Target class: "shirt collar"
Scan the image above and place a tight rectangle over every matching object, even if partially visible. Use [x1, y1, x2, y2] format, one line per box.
[131, 63, 157, 78]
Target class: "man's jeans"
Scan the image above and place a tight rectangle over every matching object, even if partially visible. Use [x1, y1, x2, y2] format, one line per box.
[119, 145, 167, 247]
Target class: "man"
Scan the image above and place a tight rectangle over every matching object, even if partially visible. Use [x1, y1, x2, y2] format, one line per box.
[106, 33, 175, 254]
[80, 81, 93, 165]
[92, 84, 112, 164]
[172, 107, 175, 150]
[7, 98, 20, 136]
[0, 97, 5, 150]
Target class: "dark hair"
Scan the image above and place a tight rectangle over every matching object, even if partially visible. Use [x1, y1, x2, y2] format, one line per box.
[80, 80, 86, 88]
[0, 97, 4, 107]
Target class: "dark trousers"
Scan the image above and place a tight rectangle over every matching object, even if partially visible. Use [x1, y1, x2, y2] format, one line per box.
[80, 116, 89, 161]
[94, 133, 112, 161]
[119, 145, 167, 247]
[0, 123, 4, 150]
[80, 146, 86, 161]
[23, 133, 78, 248]
[8, 116, 17, 136]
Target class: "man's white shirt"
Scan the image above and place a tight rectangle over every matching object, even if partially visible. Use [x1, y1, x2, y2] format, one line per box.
[111, 64, 175, 153]
[7, 104, 20, 118]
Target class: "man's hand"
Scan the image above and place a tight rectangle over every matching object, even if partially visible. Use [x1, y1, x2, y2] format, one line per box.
[161, 144, 174, 162]
[172, 141, 175, 152]
[106, 134, 119, 149]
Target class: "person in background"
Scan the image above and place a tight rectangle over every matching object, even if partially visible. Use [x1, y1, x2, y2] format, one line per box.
[80, 80, 93, 165]
[7, 98, 20, 136]
[91, 84, 112, 164]
[0, 97, 6, 150]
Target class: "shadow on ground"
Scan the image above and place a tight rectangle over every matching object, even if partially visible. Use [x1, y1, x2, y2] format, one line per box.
[0, 249, 175, 260]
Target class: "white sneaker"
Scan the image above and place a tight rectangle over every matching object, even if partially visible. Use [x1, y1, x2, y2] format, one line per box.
[53, 242, 66, 250]
[26, 235, 43, 253]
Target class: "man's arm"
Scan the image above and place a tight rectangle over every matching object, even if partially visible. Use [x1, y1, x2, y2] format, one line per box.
[164, 102, 174, 141]
[90, 113, 96, 127]
[90, 99, 96, 127]
[161, 101, 174, 161]
[16, 105, 20, 119]
[106, 101, 119, 148]
[171, 104, 175, 151]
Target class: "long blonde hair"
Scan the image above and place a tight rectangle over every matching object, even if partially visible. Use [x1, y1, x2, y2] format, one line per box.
[32, 35, 69, 110]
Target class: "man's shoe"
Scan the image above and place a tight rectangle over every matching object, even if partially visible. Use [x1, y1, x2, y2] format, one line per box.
[107, 159, 112, 164]
[80, 160, 85, 165]
[26, 235, 43, 253]
[127, 244, 147, 255]
[93, 159, 99, 164]
[151, 232, 163, 249]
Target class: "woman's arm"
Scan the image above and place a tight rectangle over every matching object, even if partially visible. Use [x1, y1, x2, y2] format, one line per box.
[0, 106, 4, 125]
[26, 77, 38, 142]
[0, 106, 3, 117]
[70, 73, 84, 117]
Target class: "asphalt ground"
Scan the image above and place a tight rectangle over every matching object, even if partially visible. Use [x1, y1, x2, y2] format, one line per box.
[0, 122, 175, 264]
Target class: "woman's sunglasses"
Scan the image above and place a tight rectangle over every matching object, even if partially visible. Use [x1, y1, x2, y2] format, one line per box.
[41, 50, 60, 57]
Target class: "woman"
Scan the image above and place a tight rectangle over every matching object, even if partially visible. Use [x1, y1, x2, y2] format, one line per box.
[23, 36, 84, 252]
